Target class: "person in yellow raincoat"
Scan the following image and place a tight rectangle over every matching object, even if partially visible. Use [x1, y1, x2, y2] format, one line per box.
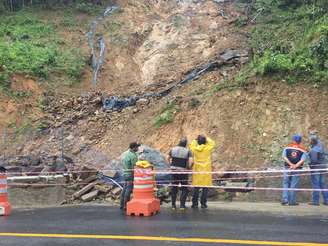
[189, 135, 215, 209]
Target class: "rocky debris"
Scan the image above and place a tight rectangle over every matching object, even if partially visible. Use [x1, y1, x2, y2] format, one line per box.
[80, 175, 98, 184]
[1, 154, 73, 176]
[100, 49, 249, 112]
[138, 145, 170, 183]
[42, 48, 248, 125]
[43, 91, 106, 128]
[61, 166, 122, 204]
[62, 145, 171, 205]
[72, 181, 99, 199]
[81, 190, 99, 202]
[111, 187, 122, 196]
[95, 184, 112, 193]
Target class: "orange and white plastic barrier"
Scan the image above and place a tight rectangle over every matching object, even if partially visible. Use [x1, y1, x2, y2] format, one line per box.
[0, 173, 11, 216]
[127, 162, 160, 217]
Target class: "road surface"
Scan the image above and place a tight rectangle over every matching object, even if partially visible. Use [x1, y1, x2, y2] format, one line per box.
[0, 204, 327, 246]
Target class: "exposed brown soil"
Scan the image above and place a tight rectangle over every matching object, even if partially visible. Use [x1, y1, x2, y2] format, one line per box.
[1, 0, 328, 173]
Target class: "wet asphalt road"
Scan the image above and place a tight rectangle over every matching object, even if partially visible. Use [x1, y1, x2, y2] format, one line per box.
[0, 205, 327, 246]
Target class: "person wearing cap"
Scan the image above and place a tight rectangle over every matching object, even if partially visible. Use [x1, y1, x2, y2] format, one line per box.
[308, 134, 328, 206]
[168, 138, 192, 210]
[281, 134, 307, 206]
[189, 135, 215, 209]
[120, 142, 140, 210]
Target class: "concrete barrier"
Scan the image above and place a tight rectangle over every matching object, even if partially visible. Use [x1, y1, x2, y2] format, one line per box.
[8, 175, 66, 207]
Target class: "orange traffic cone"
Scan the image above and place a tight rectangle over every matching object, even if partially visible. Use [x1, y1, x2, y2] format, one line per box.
[126, 161, 160, 217]
[0, 172, 11, 216]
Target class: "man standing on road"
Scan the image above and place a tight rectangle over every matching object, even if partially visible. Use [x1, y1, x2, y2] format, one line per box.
[308, 135, 328, 206]
[120, 142, 140, 210]
[169, 138, 192, 210]
[281, 135, 307, 206]
[190, 135, 215, 209]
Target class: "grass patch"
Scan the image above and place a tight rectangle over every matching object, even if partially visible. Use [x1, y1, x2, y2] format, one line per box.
[0, 10, 86, 91]
[246, 0, 328, 85]
[7, 119, 33, 137]
[154, 101, 180, 128]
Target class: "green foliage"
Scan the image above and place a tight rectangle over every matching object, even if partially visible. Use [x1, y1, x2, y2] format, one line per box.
[248, 0, 328, 85]
[154, 102, 180, 128]
[0, 11, 86, 88]
[0, 71, 10, 92]
[60, 14, 77, 27]
[36, 121, 49, 131]
[37, 96, 49, 110]
[75, 2, 103, 15]
[8, 119, 33, 136]
[234, 16, 248, 27]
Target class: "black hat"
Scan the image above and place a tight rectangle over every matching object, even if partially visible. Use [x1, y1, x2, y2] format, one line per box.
[129, 142, 140, 149]
[197, 135, 207, 145]
[178, 138, 188, 147]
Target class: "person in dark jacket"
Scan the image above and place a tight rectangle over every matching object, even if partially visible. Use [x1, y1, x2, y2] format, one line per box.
[281, 134, 307, 206]
[168, 138, 192, 210]
[308, 135, 328, 206]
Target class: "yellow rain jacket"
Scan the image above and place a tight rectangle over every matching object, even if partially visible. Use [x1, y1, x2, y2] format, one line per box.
[190, 138, 215, 187]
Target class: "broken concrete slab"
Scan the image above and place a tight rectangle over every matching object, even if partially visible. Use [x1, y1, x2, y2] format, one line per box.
[81, 190, 99, 202]
[111, 187, 121, 196]
[73, 181, 99, 199]
[95, 184, 112, 193]
[80, 175, 98, 184]
[77, 166, 98, 180]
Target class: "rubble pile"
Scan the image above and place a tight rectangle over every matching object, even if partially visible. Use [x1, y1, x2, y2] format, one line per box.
[42, 91, 106, 128]
[65, 170, 122, 205]
[1, 154, 73, 176]
[42, 49, 248, 128]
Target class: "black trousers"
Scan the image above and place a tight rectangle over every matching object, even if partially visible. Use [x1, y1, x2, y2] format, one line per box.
[192, 187, 208, 207]
[171, 173, 189, 207]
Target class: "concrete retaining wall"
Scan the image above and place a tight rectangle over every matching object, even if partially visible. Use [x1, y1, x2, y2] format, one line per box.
[8, 176, 66, 207]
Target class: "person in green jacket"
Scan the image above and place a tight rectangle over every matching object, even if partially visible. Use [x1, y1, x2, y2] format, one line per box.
[120, 142, 140, 210]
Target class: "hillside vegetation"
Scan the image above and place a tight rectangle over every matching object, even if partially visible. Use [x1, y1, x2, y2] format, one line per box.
[0, 1, 108, 95]
[246, 0, 328, 85]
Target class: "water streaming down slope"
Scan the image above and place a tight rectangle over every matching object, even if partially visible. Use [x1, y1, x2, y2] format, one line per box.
[87, 5, 119, 86]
